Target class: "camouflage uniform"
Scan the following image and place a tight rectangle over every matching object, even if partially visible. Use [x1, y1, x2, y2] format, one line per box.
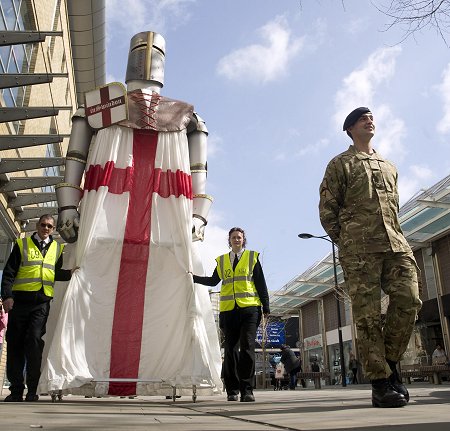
[319, 145, 421, 380]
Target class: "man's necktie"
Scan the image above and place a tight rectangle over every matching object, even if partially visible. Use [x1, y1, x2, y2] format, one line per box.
[233, 254, 239, 270]
[40, 241, 46, 257]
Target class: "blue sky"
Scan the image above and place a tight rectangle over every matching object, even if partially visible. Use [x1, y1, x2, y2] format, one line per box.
[104, 0, 450, 291]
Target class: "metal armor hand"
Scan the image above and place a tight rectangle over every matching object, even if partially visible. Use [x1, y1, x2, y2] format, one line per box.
[58, 208, 80, 243]
[192, 216, 206, 242]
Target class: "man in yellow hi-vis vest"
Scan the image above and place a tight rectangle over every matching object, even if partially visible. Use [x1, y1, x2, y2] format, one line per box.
[193, 227, 270, 402]
[1, 215, 76, 402]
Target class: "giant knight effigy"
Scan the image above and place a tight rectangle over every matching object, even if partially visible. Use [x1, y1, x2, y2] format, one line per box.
[38, 31, 222, 399]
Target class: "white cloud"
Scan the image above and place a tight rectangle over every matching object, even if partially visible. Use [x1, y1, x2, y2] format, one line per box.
[372, 104, 406, 160]
[437, 63, 450, 134]
[346, 17, 368, 35]
[216, 16, 303, 84]
[106, 73, 119, 83]
[398, 165, 434, 204]
[105, 0, 194, 37]
[275, 129, 330, 161]
[334, 46, 407, 160]
[295, 138, 330, 158]
[206, 133, 223, 158]
[303, 18, 327, 52]
[334, 46, 401, 126]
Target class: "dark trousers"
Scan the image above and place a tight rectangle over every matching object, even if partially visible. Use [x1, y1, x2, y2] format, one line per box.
[288, 365, 301, 389]
[220, 306, 260, 397]
[5, 301, 50, 395]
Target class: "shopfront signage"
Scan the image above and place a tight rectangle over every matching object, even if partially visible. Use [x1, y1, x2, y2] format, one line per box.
[304, 334, 323, 351]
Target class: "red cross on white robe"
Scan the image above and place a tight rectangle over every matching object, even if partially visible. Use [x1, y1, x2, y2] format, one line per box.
[84, 128, 192, 395]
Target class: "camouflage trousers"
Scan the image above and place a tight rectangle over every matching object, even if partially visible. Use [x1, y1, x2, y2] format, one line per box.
[339, 251, 422, 380]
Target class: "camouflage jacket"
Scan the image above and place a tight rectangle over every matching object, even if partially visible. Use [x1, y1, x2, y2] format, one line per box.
[319, 145, 411, 255]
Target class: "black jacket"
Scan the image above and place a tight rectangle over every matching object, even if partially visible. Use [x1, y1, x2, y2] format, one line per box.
[280, 348, 301, 373]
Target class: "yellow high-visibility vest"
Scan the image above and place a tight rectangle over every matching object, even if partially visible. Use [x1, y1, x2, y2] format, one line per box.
[216, 250, 261, 312]
[12, 237, 64, 298]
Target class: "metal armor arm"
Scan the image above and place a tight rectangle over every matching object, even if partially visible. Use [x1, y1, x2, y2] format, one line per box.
[188, 113, 212, 242]
[56, 108, 94, 243]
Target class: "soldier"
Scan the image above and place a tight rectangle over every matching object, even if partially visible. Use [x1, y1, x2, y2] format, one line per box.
[319, 107, 421, 408]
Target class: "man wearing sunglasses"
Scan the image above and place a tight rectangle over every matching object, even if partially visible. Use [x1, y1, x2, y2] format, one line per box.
[1, 214, 76, 402]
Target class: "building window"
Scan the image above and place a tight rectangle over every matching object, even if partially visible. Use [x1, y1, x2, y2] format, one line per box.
[0, 0, 33, 109]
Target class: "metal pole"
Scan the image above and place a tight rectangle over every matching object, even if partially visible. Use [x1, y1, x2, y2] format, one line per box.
[298, 233, 347, 387]
[332, 241, 347, 387]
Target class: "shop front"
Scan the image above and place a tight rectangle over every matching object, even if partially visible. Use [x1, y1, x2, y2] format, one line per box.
[304, 333, 325, 371]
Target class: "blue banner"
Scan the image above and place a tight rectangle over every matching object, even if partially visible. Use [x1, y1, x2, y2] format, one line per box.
[256, 322, 285, 346]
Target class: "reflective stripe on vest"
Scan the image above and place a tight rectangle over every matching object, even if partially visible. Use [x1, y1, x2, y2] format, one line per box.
[216, 250, 261, 311]
[13, 237, 64, 297]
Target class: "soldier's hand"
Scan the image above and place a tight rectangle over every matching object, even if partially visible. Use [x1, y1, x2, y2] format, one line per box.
[58, 208, 80, 243]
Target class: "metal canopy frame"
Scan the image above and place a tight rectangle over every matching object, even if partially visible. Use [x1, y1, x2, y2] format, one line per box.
[0, 134, 70, 150]
[0, 158, 65, 174]
[0, 72, 69, 89]
[0, 30, 63, 46]
[8, 192, 56, 207]
[0, 176, 64, 193]
[0, 1, 106, 235]
[0, 107, 72, 122]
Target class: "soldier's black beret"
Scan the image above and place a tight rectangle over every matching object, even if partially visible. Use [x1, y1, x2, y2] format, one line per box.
[343, 107, 371, 131]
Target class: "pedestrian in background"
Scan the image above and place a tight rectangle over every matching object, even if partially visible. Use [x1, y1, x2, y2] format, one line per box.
[280, 344, 304, 390]
[274, 361, 286, 390]
[349, 352, 359, 384]
[193, 227, 270, 402]
[319, 107, 421, 408]
[311, 359, 320, 372]
[1, 215, 77, 402]
[432, 344, 448, 365]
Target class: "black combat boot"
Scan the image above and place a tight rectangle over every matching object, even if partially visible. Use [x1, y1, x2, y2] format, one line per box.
[387, 359, 409, 402]
[371, 378, 407, 408]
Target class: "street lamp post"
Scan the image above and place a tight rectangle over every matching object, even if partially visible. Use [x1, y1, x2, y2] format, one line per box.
[298, 233, 347, 387]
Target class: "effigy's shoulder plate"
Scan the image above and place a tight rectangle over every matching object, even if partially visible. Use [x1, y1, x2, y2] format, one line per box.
[84, 82, 128, 130]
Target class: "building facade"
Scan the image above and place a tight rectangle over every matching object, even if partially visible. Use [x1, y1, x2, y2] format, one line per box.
[0, 0, 105, 393]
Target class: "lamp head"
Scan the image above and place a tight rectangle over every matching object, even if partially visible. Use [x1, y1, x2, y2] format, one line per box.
[298, 233, 314, 239]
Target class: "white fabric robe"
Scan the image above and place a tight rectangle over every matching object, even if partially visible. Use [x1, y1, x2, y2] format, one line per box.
[39, 123, 222, 397]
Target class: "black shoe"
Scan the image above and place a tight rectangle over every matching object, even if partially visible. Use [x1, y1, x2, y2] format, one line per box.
[4, 394, 23, 402]
[25, 393, 39, 402]
[227, 394, 239, 401]
[240, 393, 255, 402]
[371, 378, 407, 408]
[389, 370, 409, 402]
[387, 361, 409, 403]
